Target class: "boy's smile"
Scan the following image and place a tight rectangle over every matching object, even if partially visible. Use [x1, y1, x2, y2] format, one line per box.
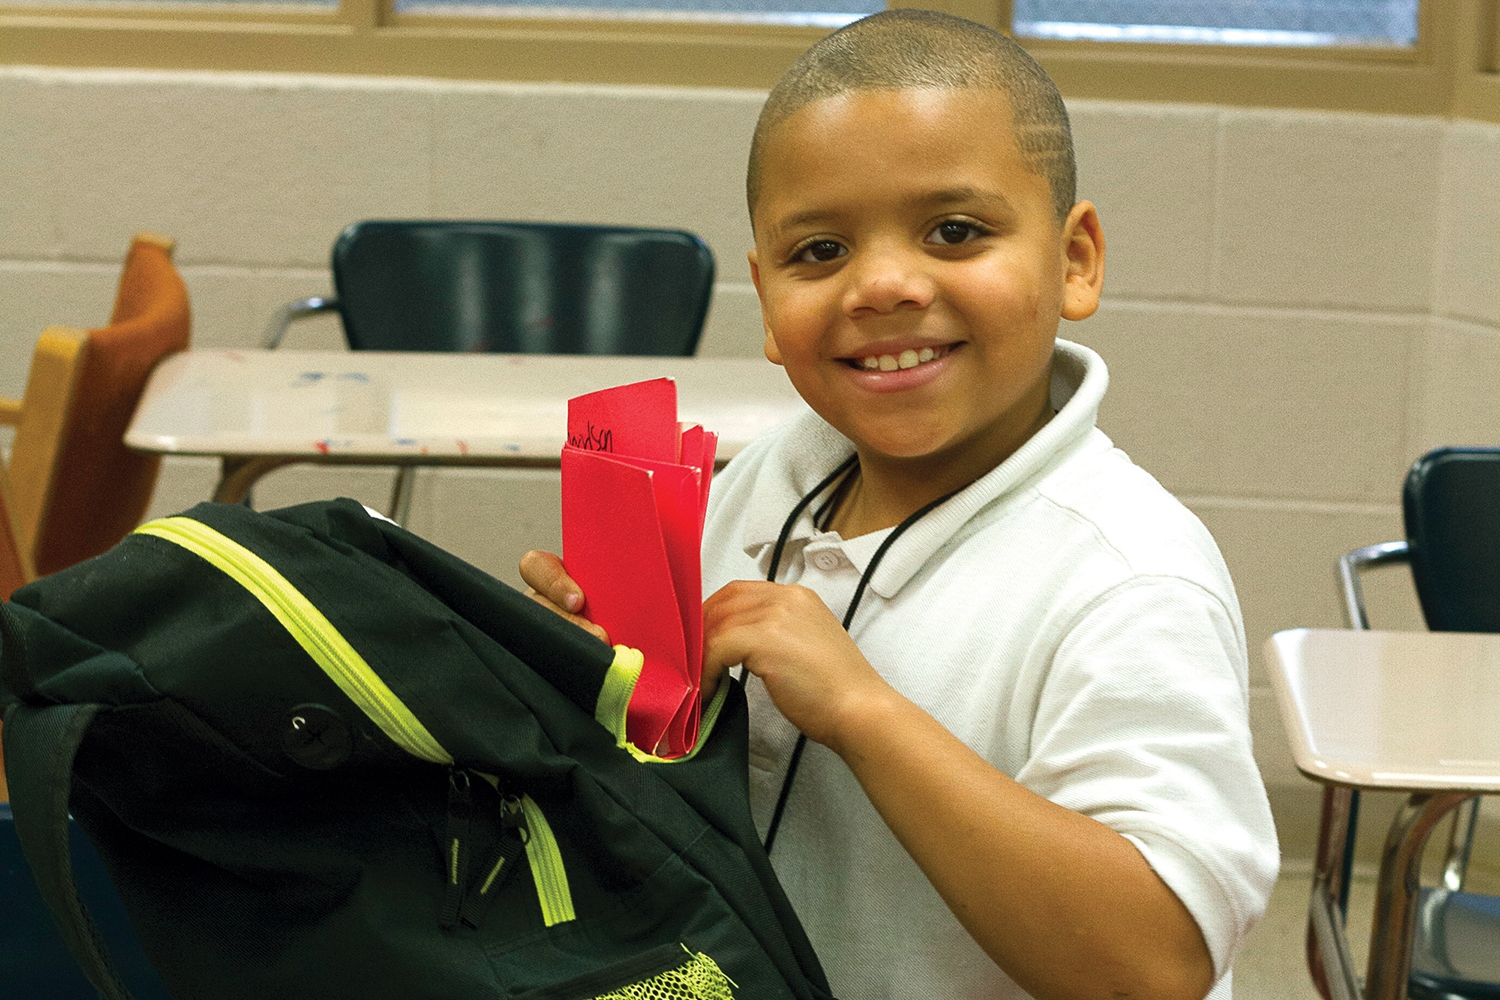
[749, 87, 1104, 520]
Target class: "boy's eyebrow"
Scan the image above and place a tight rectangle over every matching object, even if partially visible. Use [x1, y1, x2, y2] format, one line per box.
[768, 208, 839, 234]
[917, 186, 1018, 214]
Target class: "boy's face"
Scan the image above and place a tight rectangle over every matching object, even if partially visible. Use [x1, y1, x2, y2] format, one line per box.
[749, 87, 1103, 473]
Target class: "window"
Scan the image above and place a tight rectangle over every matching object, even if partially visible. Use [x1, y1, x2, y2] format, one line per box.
[0, 0, 1495, 123]
[1013, 0, 1418, 48]
[4, 0, 339, 6]
[397, 0, 878, 27]
[4, 0, 336, 6]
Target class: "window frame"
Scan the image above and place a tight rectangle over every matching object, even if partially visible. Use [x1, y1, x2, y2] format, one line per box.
[0, 0, 1496, 122]
[1023, 0, 1500, 119]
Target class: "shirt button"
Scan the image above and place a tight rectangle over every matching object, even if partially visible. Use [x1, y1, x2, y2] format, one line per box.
[810, 551, 841, 572]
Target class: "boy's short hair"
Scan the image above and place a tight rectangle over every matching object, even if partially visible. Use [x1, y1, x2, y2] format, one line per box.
[747, 8, 1077, 223]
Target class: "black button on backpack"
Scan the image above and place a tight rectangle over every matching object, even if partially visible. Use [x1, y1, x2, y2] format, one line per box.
[0, 498, 834, 1000]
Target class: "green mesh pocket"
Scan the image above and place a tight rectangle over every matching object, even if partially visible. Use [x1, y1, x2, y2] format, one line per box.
[591, 950, 735, 1000]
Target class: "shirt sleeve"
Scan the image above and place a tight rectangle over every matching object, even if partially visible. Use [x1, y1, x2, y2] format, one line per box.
[1013, 575, 1280, 979]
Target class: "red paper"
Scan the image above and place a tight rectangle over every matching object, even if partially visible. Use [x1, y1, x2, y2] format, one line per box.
[565, 379, 678, 462]
[560, 379, 715, 757]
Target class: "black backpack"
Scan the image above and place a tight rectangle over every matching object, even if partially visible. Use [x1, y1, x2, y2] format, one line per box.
[0, 498, 833, 1000]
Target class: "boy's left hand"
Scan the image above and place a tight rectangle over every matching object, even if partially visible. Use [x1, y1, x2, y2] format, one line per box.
[702, 580, 893, 749]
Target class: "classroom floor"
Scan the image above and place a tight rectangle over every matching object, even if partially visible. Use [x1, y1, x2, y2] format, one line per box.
[1234, 859, 1500, 1000]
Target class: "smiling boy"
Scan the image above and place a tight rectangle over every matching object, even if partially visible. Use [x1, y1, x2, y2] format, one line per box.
[524, 10, 1278, 1000]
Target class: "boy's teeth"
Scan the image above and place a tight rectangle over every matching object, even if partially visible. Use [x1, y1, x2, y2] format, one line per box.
[857, 346, 943, 371]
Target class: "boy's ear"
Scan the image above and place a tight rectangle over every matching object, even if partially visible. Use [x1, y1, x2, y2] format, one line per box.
[1060, 201, 1105, 322]
[748, 249, 784, 366]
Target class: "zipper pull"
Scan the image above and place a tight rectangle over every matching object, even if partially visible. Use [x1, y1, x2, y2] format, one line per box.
[458, 794, 529, 929]
[501, 794, 529, 842]
[439, 768, 473, 929]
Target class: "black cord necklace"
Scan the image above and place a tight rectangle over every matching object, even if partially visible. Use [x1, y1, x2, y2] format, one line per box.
[760, 454, 962, 852]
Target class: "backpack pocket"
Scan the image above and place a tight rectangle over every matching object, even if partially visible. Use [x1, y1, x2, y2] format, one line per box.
[135, 516, 452, 765]
[514, 941, 735, 1000]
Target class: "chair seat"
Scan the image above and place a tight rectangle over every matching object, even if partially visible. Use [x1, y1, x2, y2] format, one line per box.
[1409, 886, 1500, 1000]
[1, 805, 169, 998]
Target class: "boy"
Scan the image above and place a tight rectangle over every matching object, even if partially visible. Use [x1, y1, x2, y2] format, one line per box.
[524, 10, 1278, 999]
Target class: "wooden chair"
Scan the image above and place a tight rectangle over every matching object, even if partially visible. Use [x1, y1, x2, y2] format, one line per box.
[0, 465, 29, 603]
[0, 232, 190, 579]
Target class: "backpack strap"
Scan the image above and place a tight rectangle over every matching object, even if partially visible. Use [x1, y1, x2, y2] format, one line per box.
[3, 698, 135, 1000]
[0, 593, 39, 704]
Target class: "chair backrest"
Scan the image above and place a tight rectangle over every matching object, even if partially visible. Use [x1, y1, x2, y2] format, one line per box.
[331, 220, 714, 356]
[0, 465, 29, 602]
[8, 233, 190, 577]
[1403, 447, 1500, 632]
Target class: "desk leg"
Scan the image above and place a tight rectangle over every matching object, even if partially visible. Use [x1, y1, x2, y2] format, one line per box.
[387, 466, 416, 525]
[1364, 791, 1470, 1000]
[213, 457, 299, 505]
[1309, 875, 1361, 1000]
[1308, 785, 1360, 1000]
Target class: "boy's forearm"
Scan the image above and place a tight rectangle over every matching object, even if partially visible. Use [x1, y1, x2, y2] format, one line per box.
[826, 683, 1216, 1000]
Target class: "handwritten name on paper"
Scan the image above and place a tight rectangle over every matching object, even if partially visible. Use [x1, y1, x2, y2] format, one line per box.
[568, 421, 614, 453]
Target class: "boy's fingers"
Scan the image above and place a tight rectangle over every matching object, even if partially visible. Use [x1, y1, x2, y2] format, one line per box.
[701, 623, 757, 683]
[524, 588, 611, 645]
[699, 658, 730, 702]
[519, 550, 585, 612]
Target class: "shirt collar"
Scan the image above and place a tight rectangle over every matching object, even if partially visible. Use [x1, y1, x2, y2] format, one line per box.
[737, 338, 1110, 598]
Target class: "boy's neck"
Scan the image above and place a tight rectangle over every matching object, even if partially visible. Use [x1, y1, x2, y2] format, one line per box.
[828, 401, 1055, 539]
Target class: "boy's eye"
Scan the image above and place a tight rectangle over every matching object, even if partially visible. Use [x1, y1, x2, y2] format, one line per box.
[795, 240, 847, 263]
[928, 221, 983, 246]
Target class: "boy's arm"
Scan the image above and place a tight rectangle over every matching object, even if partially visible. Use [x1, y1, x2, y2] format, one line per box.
[702, 579, 1219, 1000]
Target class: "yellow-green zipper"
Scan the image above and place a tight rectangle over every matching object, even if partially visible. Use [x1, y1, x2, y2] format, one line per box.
[519, 794, 576, 926]
[595, 646, 732, 765]
[136, 515, 578, 926]
[135, 516, 451, 764]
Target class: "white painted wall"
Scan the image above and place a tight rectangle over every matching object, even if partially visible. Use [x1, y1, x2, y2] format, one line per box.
[4, 65, 1499, 859]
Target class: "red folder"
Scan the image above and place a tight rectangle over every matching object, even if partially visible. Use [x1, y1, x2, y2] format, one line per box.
[560, 379, 717, 757]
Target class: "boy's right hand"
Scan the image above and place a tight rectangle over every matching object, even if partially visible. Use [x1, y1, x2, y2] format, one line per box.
[519, 550, 610, 646]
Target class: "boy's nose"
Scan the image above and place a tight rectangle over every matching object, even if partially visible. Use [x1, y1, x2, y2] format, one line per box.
[841, 246, 936, 317]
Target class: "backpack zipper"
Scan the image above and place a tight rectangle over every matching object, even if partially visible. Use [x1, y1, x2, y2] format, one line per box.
[134, 516, 452, 765]
[518, 794, 575, 926]
[595, 645, 731, 765]
[138, 517, 578, 929]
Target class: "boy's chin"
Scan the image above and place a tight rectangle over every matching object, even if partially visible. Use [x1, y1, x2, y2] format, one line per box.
[847, 417, 1037, 474]
[847, 429, 961, 464]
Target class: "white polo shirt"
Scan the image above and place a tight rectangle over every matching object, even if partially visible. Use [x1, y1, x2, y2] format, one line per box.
[701, 339, 1279, 1000]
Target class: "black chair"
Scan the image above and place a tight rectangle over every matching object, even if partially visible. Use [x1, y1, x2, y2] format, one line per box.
[1, 805, 170, 998]
[263, 220, 715, 355]
[262, 220, 717, 520]
[1317, 447, 1500, 1000]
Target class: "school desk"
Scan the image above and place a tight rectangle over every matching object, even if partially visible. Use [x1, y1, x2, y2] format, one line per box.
[125, 350, 810, 503]
[1264, 628, 1500, 1000]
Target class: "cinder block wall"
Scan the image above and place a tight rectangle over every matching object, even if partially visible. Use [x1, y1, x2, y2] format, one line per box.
[3, 65, 1498, 862]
